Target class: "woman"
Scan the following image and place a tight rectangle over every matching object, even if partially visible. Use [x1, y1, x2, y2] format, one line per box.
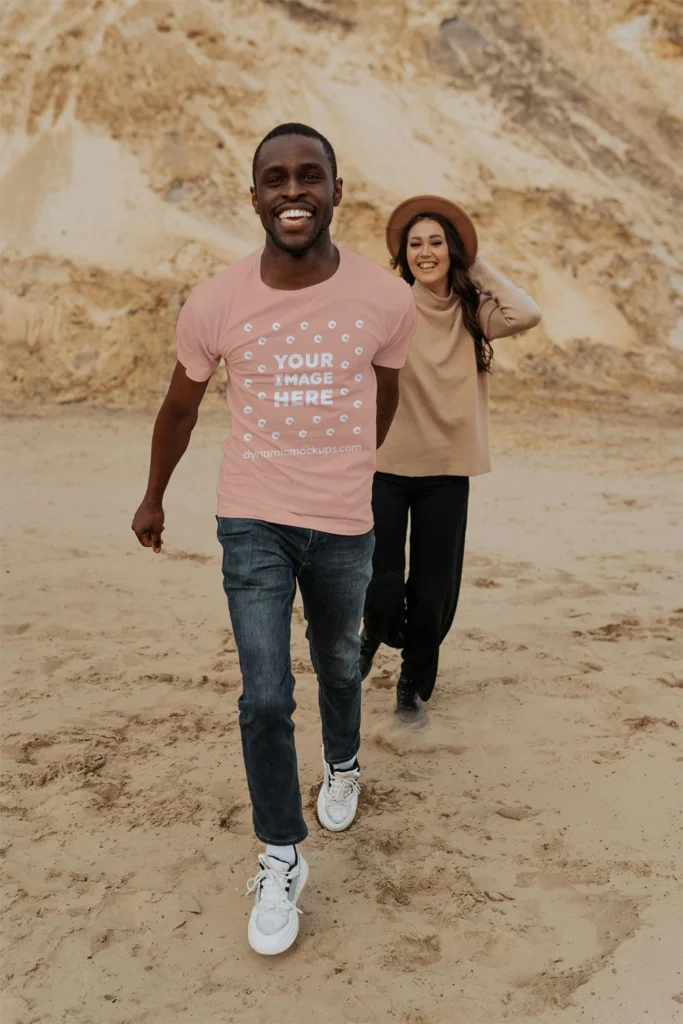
[361, 195, 542, 716]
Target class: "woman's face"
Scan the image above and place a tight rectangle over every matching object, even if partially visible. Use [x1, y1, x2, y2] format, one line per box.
[406, 218, 451, 294]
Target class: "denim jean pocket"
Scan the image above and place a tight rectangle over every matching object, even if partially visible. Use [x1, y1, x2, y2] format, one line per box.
[216, 516, 258, 541]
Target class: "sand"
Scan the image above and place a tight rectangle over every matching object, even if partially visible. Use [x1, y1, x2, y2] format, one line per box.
[1, 402, 681, 1024]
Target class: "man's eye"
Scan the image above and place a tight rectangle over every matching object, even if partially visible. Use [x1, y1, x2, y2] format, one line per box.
[303, 174, 320, 182]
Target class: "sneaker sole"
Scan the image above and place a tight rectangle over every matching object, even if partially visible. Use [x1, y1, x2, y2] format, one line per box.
[247, 858, 309, 956]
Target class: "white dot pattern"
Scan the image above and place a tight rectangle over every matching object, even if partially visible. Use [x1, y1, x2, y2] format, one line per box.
[235, 310, 381, 458]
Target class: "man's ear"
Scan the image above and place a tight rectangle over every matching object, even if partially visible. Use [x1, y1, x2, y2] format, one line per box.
[250, 185, 259, 215]
[333, 177, 343, 208]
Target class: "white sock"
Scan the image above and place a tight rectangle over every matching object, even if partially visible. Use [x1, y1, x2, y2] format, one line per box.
[265, 843, 296, 866]
[332, 756, 357, 772]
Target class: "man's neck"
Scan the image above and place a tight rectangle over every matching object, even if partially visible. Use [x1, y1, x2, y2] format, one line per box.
[260, 233, 340, 291]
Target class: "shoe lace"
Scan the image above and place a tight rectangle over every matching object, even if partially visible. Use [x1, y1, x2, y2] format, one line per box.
[245, 854, 302, 915]
[328, 768, 360, 803]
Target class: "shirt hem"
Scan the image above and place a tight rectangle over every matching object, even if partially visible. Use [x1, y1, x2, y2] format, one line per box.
[375, 462, 491, 477]
[178, 358, 216, 383]
[218, 501, 373, 536]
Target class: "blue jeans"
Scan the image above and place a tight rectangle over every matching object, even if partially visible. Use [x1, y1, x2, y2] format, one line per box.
[217, 517, 374, 845]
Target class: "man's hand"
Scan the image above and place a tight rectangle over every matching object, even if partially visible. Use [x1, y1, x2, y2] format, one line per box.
[132, 499, 165, 553]
[130, 362, 210, 555]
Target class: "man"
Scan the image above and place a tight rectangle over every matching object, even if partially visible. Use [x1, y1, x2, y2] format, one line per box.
[132, 123, 415, 956]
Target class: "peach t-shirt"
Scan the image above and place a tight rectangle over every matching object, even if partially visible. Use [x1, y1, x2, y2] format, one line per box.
[177, 247, 415, 535]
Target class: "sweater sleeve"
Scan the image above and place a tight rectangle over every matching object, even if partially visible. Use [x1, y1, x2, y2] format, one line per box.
[470, 258, 542, 341]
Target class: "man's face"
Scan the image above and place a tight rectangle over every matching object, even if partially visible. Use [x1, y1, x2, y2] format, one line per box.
[251, 135, 342, 254]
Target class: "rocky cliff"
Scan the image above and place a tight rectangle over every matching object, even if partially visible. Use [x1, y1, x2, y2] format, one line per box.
[1, 0, 681, 406]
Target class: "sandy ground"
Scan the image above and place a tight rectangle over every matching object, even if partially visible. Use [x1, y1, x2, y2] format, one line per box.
[1, 404, 681, 1024]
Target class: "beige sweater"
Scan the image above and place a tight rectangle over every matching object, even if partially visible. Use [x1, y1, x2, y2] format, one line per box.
[376, 259, 542, 477]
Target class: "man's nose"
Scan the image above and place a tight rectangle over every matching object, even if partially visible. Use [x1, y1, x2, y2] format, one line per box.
[282, 174, 305, 199]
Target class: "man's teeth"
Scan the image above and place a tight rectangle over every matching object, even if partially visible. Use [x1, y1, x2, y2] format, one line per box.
[279, 210, 313, 220]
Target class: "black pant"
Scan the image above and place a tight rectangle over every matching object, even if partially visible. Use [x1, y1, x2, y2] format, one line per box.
[363, 472, 469, 701]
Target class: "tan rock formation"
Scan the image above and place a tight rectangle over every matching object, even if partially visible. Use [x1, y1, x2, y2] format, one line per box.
[1, 0, 681, 406]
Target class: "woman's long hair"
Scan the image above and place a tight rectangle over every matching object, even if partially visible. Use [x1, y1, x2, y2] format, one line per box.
[392, 212, 493, 373]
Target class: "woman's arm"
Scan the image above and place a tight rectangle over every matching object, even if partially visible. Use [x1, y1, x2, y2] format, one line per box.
[470, 258, 542, 340]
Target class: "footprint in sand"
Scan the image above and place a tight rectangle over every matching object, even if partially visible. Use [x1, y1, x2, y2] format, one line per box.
[495, 805, 539, 821]
[368, 671, 395, 690]
[1, 621, 31, 636]
[381, 931, 441, 970]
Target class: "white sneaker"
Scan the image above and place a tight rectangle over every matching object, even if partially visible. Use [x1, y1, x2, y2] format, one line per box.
[317, 756, 360, 832]
[246, 851, 308, 955]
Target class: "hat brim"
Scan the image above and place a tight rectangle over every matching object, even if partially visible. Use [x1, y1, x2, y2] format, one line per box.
[385, 195, 478, 267]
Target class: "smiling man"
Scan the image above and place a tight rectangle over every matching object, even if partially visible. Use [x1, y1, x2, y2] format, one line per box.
[132, 123, 415, 955]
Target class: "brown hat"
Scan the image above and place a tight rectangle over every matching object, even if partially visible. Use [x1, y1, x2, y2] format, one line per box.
[385, 195, 478, 267]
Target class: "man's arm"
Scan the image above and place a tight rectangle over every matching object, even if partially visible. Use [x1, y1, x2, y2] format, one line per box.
[131, 361, 210, 552]
[374, 365, 400, 449]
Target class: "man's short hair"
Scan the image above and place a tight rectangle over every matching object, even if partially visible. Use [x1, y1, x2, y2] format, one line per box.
[252, 123, 338, 183]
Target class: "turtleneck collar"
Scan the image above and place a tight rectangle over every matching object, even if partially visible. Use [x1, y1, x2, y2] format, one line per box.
[412, 278, 458, 314]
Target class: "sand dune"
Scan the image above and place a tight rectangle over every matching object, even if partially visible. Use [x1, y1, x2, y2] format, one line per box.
[1, 0, 682, 405]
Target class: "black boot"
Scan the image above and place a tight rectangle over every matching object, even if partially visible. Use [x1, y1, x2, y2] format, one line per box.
[396, 675, 422, 716]
[359, 632, 381, 681]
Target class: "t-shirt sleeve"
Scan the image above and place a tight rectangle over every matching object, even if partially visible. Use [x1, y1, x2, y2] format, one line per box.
[176, 293, 221, 382]
[373, 288, 416, 369]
